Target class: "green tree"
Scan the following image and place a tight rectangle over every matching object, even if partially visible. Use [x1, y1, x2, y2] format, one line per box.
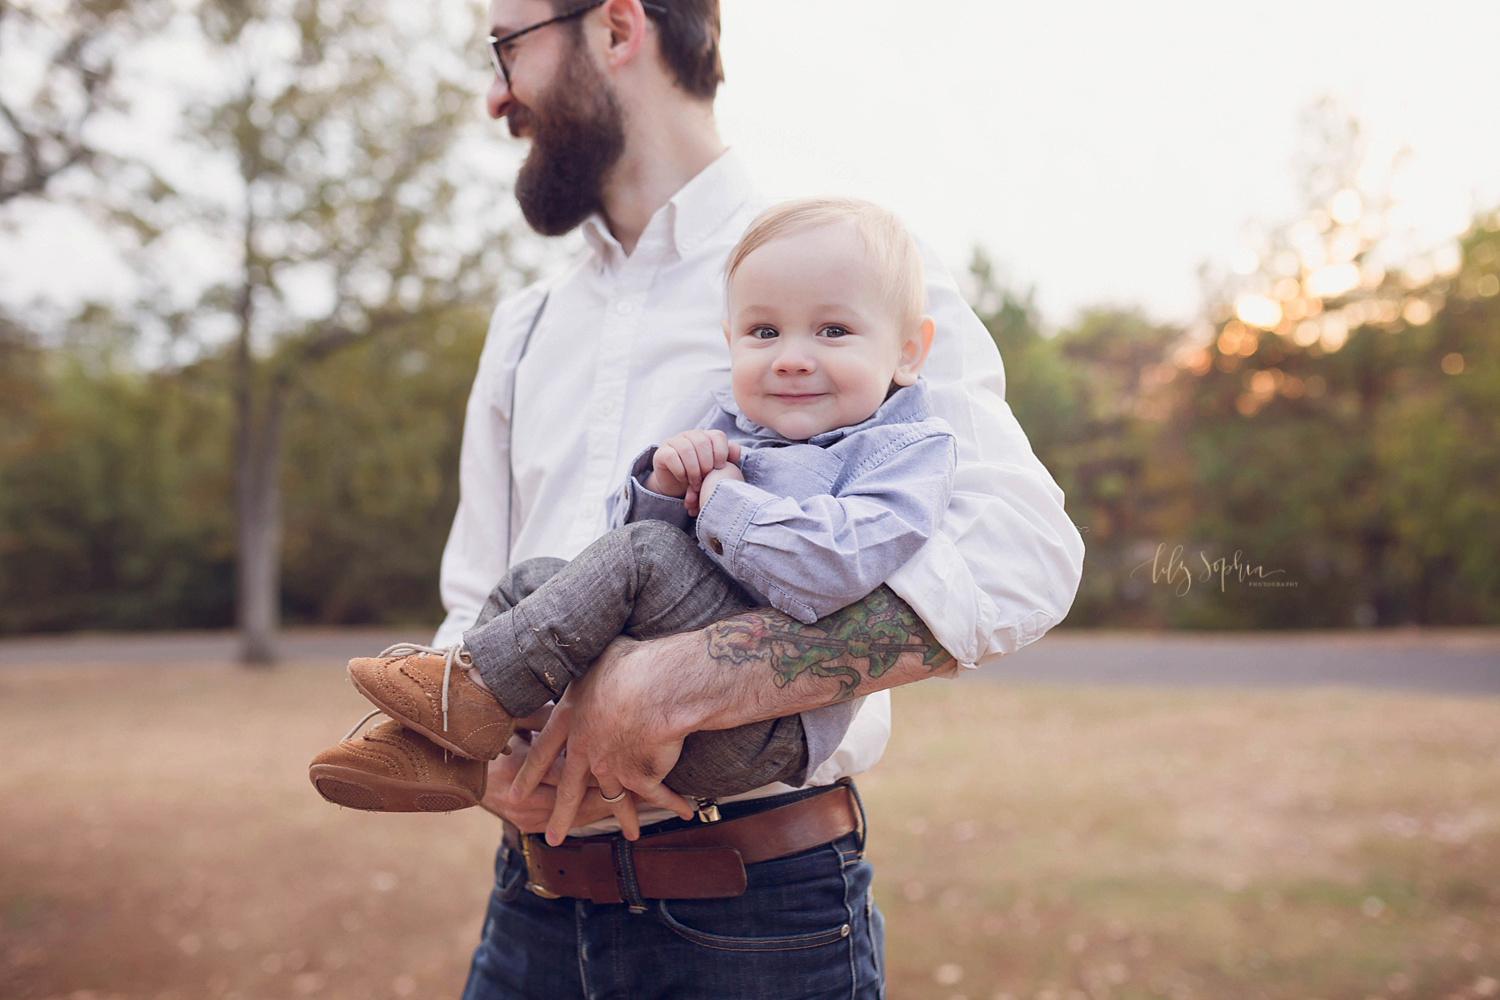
[279, 304, 488, 627]
[1164, 102, 1499, 627]
[154, 0, 517, 662]
[1374, 216, 1500, 623]
[969, 252, 1185, 626]
[0, 0, 170, 205]
[0, 320, 234, 633]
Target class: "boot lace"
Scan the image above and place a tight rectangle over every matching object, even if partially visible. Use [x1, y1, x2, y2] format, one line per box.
[377, 642, 473, 733]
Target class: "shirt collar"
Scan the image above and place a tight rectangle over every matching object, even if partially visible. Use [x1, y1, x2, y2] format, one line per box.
[712, 380, 933, 446]
[580, 149, 759, 269]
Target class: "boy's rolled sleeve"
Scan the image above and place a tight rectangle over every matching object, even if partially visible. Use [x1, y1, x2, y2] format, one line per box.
[609, 446, 692, 531]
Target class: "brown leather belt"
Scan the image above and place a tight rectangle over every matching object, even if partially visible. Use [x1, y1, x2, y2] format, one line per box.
[503, 781, 863, 905]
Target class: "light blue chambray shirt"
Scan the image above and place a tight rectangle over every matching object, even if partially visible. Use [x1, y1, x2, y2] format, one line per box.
[608, 379, 957, 785]
[610, 380, 957, 625]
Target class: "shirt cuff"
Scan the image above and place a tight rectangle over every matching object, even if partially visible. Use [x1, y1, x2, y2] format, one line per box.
[613, 447, 691, 530]
[693, 477, 765, 571]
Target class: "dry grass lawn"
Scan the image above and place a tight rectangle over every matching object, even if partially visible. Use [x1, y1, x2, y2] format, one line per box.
[2, 653, 1498, 999]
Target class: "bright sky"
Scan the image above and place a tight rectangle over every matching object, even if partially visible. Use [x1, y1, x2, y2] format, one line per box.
[715, 0, 1500, 326]
[4, 0, 1498, 332]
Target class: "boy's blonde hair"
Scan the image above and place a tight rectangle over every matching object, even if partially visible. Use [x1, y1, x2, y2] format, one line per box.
[725, 197, 927, 329]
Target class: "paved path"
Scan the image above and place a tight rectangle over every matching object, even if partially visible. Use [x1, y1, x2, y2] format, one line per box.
[995, 629, 1500, 695]
[1, 627, 1497, 694]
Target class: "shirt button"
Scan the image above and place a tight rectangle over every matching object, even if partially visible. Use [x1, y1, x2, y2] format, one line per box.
[707, 536, 723, 555]
[615, 301, 633, 316]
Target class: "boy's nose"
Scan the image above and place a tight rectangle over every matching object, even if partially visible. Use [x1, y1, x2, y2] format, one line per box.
[773, 350, 815, 375]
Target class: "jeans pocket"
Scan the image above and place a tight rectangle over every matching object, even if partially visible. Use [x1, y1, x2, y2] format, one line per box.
[491, 841, 527, 904]
[652, 840, 857, 953]
[654, 898, 854, 952]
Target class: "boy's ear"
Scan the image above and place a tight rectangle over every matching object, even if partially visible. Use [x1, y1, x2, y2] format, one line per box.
[892, 317, 935, 386]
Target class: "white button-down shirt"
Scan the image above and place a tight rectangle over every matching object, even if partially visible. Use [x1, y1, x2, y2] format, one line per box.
[435, 151, 1084, 799]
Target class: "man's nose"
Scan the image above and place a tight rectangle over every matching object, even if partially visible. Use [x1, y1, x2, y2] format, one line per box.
[487, 74, 514, 120]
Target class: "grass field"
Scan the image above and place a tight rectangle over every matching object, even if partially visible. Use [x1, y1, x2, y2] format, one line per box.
[2, 654, 1498, 1000]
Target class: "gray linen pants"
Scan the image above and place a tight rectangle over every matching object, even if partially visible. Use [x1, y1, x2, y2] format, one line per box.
[464, 519, 808, 798]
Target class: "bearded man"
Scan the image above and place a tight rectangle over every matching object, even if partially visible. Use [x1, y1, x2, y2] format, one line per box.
[429, 2, 1084, 996]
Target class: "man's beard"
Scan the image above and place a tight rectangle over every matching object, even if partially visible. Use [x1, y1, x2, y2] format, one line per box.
[512, 49, 627, 237]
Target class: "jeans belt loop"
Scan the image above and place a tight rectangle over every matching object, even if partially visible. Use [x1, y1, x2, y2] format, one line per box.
[612, 837, 648, 913]
[841, 776, 869, 857]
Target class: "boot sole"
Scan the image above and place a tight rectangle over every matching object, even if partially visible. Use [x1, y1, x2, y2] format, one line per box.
[308, 763, 482, 813]
[347, 671, 497, 762]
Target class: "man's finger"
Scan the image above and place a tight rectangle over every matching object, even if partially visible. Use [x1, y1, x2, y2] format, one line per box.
[544, 752, 595, 845]
[513, 705, 552, 732]
[604, 791, 641, 840]
[625, 776, 695, 822]
[508, 706, 570, 803]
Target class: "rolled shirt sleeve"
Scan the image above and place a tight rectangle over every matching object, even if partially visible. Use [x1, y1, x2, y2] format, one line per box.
[608, 446, 692, 531]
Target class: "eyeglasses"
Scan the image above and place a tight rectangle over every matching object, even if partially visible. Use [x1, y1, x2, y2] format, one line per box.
[487, 1, 666, 90]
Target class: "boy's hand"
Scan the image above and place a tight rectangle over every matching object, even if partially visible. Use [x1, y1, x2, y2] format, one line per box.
[645, 430, 740, 501]
[692, 461, 745, 517]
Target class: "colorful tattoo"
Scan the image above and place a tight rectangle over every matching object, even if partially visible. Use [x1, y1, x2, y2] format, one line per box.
[704, 586, 954, 700]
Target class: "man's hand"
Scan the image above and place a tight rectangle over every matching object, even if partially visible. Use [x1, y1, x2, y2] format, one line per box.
[507, 637, 697, 845]
[645, 429, 741, 509]
[480, 718, 622, 833]
[504, 589, 956, 846]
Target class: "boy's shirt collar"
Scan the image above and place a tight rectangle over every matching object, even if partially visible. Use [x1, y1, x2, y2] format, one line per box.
[713, 380, 933, 446]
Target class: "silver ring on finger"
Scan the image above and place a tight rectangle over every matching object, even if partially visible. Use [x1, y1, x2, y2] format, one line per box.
[599, 788, 628, 803]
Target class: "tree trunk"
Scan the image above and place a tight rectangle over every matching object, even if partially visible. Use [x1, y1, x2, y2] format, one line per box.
[236, 392, 285, 666]
[231, 191, 284, 666]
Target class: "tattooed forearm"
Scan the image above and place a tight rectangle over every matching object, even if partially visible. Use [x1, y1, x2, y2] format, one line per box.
[704, 586, 955, 702]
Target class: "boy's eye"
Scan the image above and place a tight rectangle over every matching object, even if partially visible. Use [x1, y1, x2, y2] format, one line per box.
[819, 325, 851, 339]
[750, 326, 778, 340]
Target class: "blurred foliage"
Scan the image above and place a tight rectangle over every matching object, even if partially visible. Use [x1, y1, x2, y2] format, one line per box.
[0, 305, 486, 634]
[2, 74, 1497, 633]
[2, 0, 521, 657]
[278, 307, 487, 627]
[972, 209, 1500, 629]
[0, 0, 174, 206]
[2, 213, 1497, 634]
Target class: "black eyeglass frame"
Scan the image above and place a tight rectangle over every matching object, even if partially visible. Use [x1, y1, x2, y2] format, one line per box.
[487, 1, 667, 88]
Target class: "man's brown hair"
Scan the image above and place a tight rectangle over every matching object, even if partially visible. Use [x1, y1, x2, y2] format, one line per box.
[557, 0, 723, 100]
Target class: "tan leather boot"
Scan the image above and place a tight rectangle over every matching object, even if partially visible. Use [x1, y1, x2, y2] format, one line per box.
[308, 717, 487, 813]
[347, 643, 515, 761]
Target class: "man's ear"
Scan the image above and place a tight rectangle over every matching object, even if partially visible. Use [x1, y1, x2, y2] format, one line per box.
[892, 317, 935, 386]
[600, 0, 649, 69]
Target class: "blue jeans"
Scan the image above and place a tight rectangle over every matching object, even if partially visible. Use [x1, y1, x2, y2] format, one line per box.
[460, 831, 885, 999]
